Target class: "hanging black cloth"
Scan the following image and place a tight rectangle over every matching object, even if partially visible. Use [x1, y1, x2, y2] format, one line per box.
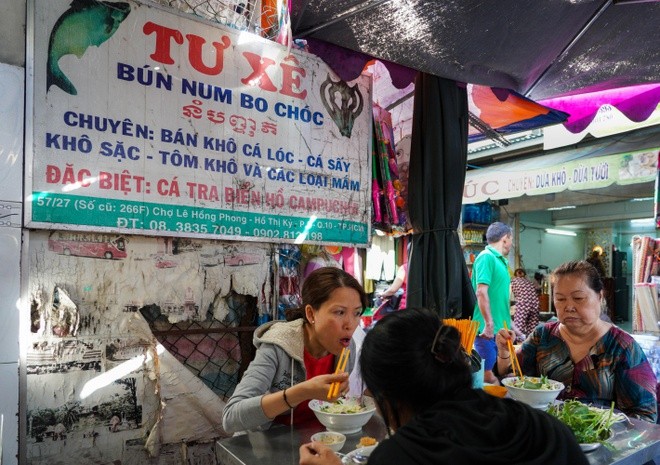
[406, 73, 476, 318]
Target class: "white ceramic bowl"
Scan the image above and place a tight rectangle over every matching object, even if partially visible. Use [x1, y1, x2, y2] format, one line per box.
[310, 431, 347, 452]
[309, 397, 377, 435]
[501, 376, 564, 409]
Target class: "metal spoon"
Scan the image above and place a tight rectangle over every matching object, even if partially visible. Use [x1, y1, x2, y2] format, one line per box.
[337, 452, 369, 464]
[350, 453, 369, 464]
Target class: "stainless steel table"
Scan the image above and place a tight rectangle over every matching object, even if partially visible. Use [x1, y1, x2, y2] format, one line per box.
[585, 417, 660, 465]
[216, 416, 387, 465]
[216, 413, 660, 465]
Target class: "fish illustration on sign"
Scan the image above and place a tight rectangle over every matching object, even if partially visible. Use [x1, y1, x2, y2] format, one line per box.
[320, 74, 364, 138]
[47, 0, 131, 95]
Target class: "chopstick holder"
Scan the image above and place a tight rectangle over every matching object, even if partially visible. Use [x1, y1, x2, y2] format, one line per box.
[327, 348, 350, 399]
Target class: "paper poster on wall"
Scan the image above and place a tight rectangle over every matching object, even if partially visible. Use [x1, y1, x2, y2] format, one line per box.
[27, 0, 372, 246]
[27, 229, 272, 463]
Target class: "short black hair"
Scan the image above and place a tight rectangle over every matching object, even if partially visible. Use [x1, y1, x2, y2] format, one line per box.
[486, 222, 512, 243]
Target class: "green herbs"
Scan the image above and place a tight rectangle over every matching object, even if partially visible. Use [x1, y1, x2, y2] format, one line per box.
[547, 400, 624, 444]
[319, 397, 367, 414]
[511, 375, 557, 390]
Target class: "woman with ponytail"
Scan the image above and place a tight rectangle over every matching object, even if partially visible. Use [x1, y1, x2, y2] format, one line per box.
[222, 267, 367, 434]
[300, 308, 588, 465]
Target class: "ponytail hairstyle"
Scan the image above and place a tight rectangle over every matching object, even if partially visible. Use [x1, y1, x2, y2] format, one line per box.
[284, 266, 367, 322]
[360, 308, 472, 432]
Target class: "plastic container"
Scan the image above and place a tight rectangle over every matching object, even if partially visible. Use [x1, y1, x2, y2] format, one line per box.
[477, 202, 492, 224]
[463, 204, 480, 224]
[469, 350, 484, 388]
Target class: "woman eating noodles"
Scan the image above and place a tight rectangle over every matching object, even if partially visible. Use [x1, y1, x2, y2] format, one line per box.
[496, 260, 657, 422]
[222, 267, 367, 433]
[300, 308, 588, 465]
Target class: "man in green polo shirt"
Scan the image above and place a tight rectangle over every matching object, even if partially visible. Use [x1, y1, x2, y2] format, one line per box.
[472, 222, 513, 385]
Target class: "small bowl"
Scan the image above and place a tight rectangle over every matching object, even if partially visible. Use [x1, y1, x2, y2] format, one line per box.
[311, 431, 346, 452]
[483, 384, 508, 398]
[501, 376, 564, 408]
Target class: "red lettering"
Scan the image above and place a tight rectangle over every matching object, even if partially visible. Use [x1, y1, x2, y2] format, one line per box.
[99, 172, 112, 190]
[78, 169, 92, 187]
[143, 22, 183, 65]
[225, 188, 254, 204]
[241, 52, 277, 92]
[186, 34, 231, 75]
[280, 56, 307, 99]
[46, 165, 61, 183]
[225, 187, 234, 203]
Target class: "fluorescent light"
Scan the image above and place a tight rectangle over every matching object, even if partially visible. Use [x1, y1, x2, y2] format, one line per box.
[545, 228, 577, 237]
[630, 218, 655, 225]
[547, 205, 576, 211]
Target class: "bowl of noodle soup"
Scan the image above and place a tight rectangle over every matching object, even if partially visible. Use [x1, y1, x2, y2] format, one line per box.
[309, 397, 376, 434]
[501, 376, 564, 409]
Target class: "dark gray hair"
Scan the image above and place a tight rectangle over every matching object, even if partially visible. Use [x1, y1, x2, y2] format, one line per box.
[486, 222, 512, 243]
[551, 260, 603, 294]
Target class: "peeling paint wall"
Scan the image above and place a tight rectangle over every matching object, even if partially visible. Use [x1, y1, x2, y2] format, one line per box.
[27, 230, 274, 464]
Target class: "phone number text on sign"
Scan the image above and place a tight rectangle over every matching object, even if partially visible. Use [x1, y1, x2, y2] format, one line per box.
[33, 193, 368, 245]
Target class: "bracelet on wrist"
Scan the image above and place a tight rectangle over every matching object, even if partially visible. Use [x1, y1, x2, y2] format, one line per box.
[282, 388, 294, 409]
[498, 353, 510, 359]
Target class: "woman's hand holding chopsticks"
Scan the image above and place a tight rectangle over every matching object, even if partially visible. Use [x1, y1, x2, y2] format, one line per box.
[495, 327, 523, 379]
[327, 348, 350, 399]
[307, 372, 349, 401]
[501, 322, 524, 379]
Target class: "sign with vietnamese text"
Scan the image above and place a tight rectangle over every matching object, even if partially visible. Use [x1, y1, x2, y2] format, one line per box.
[463, 149, 658, 204]
[28, 0, 372, 246]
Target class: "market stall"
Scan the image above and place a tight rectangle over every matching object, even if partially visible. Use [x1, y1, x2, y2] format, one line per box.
[2, 1, 660, 464]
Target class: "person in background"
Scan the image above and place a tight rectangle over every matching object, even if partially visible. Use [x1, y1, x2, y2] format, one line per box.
[222, 267, 368, 433]
[496, 260, 657, 422]
[586, 248, 606, 277]
[299, 308, 588, 465]
[379, 262, 407, 310]
[471, 222, 513, 384]
[511, 268, 540, 339]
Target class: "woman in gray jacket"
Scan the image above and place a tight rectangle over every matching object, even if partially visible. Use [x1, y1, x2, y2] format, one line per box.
[222, 267, 368, 433]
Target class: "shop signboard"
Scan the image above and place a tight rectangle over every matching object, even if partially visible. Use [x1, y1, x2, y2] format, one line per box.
[464, 148, 659, 204]
[27, 0, 372, 246]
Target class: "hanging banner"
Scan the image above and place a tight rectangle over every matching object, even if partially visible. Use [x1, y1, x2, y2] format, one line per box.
[27, 0, 372, 246]
[463, 149, 659, 204]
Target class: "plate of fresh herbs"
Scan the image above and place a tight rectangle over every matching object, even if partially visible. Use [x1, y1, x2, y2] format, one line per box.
[546, 400, 626, 451]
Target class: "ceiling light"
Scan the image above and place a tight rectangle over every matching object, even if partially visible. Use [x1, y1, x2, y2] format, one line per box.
[547, 205, 576, 211]
[630, 218, 655, 225]
[545, 228, 577, 237]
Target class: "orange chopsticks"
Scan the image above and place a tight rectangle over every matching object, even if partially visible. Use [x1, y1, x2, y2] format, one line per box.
[503, 321, 523, 380]
[327, 347, 350, 399]
[443, 318, 479, 354]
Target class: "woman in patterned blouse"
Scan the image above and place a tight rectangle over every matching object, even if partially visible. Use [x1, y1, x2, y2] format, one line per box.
[511, 268, 540, 339]
[495, 260, 657, 422]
